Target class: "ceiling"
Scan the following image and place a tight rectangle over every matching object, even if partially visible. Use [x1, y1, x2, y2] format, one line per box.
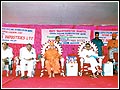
[2, 1, 118, 25]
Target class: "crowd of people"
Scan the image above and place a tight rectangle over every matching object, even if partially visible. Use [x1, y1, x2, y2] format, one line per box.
[2, 32, 118, 79]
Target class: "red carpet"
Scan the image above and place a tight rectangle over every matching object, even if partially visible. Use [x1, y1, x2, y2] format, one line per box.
[2, 70, 118, 89]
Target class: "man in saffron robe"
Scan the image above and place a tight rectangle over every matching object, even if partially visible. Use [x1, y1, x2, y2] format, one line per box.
[44, 41, 61, 78]
[107, 33, 118, 61]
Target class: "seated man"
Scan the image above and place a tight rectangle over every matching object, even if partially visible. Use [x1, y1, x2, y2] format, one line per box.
[43, 41, 62, 78]
[19, 43, 36, 79]
[80, 43, 102, 78]
[107, 33, 118, 62]
[2, 42, 13, 76]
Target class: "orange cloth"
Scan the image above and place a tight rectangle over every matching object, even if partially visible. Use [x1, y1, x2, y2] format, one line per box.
[44, 48, 61, 75]
[107, 39, 118, 49]
[112, 33, 117, 37]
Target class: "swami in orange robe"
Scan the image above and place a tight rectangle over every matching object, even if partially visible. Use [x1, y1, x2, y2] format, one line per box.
[44, 41, 61, 77]
[107, 33, 118, 60]
[107, 38, 118, 49]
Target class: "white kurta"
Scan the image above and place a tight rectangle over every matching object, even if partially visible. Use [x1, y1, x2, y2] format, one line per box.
[19, 47, 36, 77]
[2, 47, 13, 70]
[80, 49, 99, 73]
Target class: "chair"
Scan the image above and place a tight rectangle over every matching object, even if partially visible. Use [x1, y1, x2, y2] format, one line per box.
[14, 56, 39, 77]
[78, 41, 104, 76]
[2, 59, 13, 77]
[40, 41, 65, 77]
[14, 56, 21, 76]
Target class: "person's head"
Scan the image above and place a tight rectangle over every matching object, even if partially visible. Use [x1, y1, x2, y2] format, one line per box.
[112, 33, 117, 40]
[26, 43, 32, 51]
[55, 36, 60, 43]
[85, 43, 91, 50]
[95, 32, 99, 39]
[49, 41, 54, 49]
[2, 42, 8, 50]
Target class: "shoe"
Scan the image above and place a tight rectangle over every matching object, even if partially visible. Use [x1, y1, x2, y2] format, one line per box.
[92, 73, 98, 78]
[25, 76, 31, 78]
[90, 75, 97, 78]
[93, 76, 98, 78]
[97, 70, 102, 74]
[20, 76, 25, 80]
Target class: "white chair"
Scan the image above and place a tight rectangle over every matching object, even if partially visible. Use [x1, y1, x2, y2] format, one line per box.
[14, 56, 21, 76]
[40, 41, 65, 77]
[78, 41, 104, 76]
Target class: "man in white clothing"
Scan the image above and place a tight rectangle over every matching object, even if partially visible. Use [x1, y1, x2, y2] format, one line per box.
[2, 42, 13, 76]
[19, 43, 36, 79]
[80, 43, 101, 78]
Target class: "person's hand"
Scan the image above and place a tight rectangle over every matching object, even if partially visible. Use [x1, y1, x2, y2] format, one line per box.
[95, 51, 98, 54]
[102, 51, 104, 55]
[26, 58, 34, 61]
[2, 57, 8, 62]
[108, 46, 112, 50]
[86, 55, 90, 58]
[60, 56, 63, 59]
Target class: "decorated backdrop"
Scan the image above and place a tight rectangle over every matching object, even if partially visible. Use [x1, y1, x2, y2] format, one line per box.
[2, 24, 118, 63]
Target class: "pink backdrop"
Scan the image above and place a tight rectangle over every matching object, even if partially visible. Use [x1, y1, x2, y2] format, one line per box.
[2, 24, 118, 63]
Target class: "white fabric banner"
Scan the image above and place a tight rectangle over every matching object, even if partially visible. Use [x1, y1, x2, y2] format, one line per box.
[42, 29, 91, 45]
[2, 27, 35, 44]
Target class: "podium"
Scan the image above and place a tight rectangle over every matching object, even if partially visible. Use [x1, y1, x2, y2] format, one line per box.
[66, 62, 78, 76]
[102, 62, 113, 76]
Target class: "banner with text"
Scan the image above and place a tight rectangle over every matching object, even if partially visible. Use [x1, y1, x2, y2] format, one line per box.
[42, 29, 91, 45]
[2, 27, 35, 44]
[94, 30, 118, 46]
